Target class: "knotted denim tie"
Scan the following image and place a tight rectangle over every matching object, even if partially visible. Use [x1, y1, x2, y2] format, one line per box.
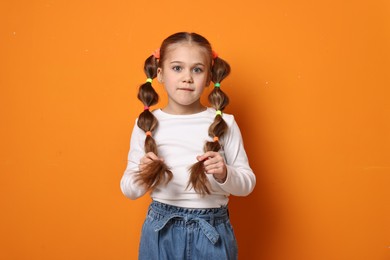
[152, 213, 220, 245]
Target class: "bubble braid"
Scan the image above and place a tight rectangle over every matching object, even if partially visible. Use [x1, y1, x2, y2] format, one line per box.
[187, 54, 231, 196]
[134, 55, 172, 191]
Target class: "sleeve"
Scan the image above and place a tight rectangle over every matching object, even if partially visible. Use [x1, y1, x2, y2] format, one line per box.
[217, 116, 256, 196]
[120, 119, 148, 200]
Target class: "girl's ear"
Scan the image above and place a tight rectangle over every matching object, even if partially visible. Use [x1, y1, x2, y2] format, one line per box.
[157, 68, 163, 83]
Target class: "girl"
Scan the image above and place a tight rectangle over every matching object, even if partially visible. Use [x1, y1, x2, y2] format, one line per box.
[121, 32, 256, 260]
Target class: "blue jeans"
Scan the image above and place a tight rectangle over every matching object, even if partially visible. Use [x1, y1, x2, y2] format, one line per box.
[138, 200, 238, 260]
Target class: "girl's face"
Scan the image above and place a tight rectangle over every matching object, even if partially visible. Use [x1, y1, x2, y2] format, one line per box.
[157, 43, 211, 114]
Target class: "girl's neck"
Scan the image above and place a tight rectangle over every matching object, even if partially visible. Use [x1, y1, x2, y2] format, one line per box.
[162, 103, 206, 115]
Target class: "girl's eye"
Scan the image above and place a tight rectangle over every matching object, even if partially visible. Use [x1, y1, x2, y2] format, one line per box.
[193, 67, 203, 73]
[172, 66, 182, 71]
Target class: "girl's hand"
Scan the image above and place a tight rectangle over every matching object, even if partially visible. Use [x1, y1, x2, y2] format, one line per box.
[139, 152, 163, 171]
[197, 151, 227, 183]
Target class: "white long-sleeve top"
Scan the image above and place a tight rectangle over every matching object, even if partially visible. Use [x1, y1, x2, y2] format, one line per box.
[120, 108, 256, 208]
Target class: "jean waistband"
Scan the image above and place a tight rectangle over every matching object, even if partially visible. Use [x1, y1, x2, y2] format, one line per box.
[148, 201, 229, 244]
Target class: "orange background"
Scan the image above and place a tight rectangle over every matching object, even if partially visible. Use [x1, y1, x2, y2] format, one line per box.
[1, 0, 390, 259]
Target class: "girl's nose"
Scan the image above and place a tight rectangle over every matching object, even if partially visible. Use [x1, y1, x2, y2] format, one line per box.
[182, 70, 194, 83]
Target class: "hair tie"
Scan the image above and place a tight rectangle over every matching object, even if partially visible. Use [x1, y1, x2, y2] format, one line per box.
[216, 110, 222, 116]
[214, 83, 220, 88]
[144, 106, 149, 110]
[212, 50, 218, 59]
[152, 49, 160, 59]
[145, 131, 152, 136]
[146, 78, 153, 83]
[213, 136, 219, 142]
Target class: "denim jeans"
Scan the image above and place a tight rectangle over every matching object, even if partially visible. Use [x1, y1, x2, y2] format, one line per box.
[138, 200, 238, 260]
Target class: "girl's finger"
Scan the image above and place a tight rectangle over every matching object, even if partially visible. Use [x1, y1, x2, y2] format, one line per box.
[145, 152, 159, 160]
[203, 155, 222, 167]
[146, 152, 164, 162]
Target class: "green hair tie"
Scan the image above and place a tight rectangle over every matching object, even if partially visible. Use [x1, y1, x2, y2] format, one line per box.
[216, 110, 222, 116]
[214, 83, 221, 88]
[146, 78, 153, 83]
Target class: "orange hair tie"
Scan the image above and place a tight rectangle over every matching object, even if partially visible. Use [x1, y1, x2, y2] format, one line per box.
[145, 131, 152, 136]
[213, 136, 219, 142]
[212, 50, 218, 59]
[152, 49, 160, 59]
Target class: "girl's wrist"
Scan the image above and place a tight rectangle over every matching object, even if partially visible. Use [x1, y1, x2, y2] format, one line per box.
[213, 171, 227, 183]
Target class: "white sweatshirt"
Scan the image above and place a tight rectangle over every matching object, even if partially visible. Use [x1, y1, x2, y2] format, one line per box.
[120, 108, 256, 208]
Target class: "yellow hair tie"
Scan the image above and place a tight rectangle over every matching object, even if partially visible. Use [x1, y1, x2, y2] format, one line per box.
[146, 78, 153, 83]
[216, 110, 222, 116]
[145, 131, 152, 136]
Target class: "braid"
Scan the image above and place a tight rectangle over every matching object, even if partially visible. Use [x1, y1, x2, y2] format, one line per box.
[135, 55, 172, 191]
[187, 56, 231, 195]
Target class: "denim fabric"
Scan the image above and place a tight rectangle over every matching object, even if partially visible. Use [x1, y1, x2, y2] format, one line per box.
[138, 201, 238, 260]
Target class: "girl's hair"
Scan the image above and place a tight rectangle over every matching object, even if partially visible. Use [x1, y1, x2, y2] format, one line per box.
[135, 32, 231, 195]
[187, 40, 231, 196]
[134, 55, 173, 190]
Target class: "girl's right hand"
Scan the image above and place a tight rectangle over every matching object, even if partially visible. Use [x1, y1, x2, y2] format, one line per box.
[139, 152, 163, 171]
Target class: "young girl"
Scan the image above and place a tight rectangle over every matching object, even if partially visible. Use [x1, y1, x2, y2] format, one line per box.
[121, 32, 256, 260]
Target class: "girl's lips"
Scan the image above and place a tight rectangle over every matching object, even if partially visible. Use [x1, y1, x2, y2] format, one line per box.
[178, 88, 194, 91]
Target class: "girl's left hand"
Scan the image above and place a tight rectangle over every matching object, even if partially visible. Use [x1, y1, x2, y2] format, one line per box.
[196, 151, 227, 183]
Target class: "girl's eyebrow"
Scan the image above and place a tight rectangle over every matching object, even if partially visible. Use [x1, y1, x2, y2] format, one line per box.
[170, 61, 206, 66]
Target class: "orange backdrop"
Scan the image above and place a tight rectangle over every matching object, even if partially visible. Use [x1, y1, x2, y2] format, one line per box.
[1, 0, 390, 259]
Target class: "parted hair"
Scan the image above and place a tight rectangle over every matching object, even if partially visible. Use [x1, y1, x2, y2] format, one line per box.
[135, 32, 231, 195]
